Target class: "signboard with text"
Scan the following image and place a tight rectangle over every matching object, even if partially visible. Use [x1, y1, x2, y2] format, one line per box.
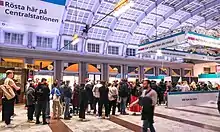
[167, 91, 218, 108]
[0, 0, 66, 34]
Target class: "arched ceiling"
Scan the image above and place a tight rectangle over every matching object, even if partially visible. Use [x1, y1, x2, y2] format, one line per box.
[62, 0, 220, 45]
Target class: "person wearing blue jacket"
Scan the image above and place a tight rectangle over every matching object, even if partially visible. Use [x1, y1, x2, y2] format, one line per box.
[51, 83, 61, 119]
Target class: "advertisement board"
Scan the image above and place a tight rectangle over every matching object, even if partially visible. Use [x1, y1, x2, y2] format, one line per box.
[0, 0, 66, 34]
[167, 91, 219, 108]
[138, 32, 186, 53]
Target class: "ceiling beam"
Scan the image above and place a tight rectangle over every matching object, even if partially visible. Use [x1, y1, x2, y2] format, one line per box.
[147, 0, 195, 37]
[193, 11, 220, 28]
[124, 0, 164, 44]
[170, 0, 220, 30]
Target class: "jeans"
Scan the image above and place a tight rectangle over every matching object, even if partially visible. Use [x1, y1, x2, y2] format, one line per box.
[143, 120, 156, 132]
[36, 101, 47, 123]
[120, 97, 127, 114]
[3, 98, 14, 125]
[45, 101, 50, 118]
[27, 104, 35, 120]
[64, 97, 70, 118]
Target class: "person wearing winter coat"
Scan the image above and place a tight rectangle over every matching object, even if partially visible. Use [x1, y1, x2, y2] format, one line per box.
[26, 82, 35, 123]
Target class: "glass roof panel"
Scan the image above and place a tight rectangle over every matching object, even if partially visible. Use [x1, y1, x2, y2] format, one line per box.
[170, 10, 190, 21]
[70, 0, 95, 11]
[97, 2, 115, 15]
[151, 4, 173, 16]
[133, 0, 153, 11]
[115, 19, 135, 31]
[93, 14, 113, 28]
[88, 27, 108, 40]
[142, 13, 163, 25]
[63, 23, 84, 35]
[120, 8, 142, 21]
[110, 31, 128, 43]
[66, 9, 90, 23]
[160, 18, 178, 28]
[185, 15, 204, 25]
[182, 2, 202, 12]
[134, 23, 152, 34]
[129, 34, 145, 44]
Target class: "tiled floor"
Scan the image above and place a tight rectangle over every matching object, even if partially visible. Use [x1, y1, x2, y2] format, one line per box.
[155, 106, 220, 127]
[0, 103, 219, 132]
[0, 106, 52, 132]
[62, 115, 133, 132]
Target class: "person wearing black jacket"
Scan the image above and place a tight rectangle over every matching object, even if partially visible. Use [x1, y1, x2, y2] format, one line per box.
[35, 78, 50, 125]
[139, 96, 155, 132]
[98, 81, 109, 118]
[85, 80, 94, 113]
[79, 84, 88, 121]
[119, 79, 129, 115]
[63, 81, 72, 120]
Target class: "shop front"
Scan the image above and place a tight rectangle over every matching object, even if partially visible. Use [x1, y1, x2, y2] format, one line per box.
[88, 63, 101, 82]
[109, 65, 121, 83]
[0, 58, 39, 104]
[33, 60, 54, 89]
[128, 66, 139, 82]
[63, 62, 79, 86]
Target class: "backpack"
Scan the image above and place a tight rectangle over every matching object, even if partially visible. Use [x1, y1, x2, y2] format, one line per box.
[119, 83, 129, 97]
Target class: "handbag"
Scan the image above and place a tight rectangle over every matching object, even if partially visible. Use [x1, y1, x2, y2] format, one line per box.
[0, 85, 15, 100]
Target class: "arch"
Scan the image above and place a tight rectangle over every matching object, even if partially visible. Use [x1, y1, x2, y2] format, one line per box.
[65, 64, 79, 72]
[147, 0, 195, 37]
[170, 0, 220, 30]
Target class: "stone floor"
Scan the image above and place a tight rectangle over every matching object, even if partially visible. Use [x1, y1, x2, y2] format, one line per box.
[0, 103, 219, 132]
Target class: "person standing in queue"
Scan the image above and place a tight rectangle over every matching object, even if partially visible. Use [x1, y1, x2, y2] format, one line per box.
[130, 80, 157, 132]
[35, 78, 50, 125]
[0, 70, 20, 128]
[79, 84, 88, 121]
[26, 81, 36, 123]
[63, 81, 72, 120]
[98, 81, 109, 119]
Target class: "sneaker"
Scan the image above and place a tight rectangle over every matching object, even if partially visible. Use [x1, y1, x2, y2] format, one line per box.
[97, 116, 102, 119]
[27, 120, 35, 123]
[106, 116, 110, 119]
[43, 122, 49, 125]
[5, 124, 16, 128]
[36, 121, 41, 124]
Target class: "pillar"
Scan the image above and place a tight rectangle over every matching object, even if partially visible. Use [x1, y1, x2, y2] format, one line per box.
[155, 67, 159, 76]
[180, 68, 184, 77]
[25, 58, 34, 64]
[121, 64, 128, 79]
[102, 63, 109, 81]
[139, 65, 144, 81]
[79, 62, 87, 84]
[54, 60, 63, 81]
[27, 32, 33, 47]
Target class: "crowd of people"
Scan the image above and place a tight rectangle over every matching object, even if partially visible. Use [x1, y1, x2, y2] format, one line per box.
[1, 70, 220, 132]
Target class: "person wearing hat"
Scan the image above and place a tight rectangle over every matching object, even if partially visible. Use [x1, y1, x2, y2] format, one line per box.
[1, 70, 20, 128]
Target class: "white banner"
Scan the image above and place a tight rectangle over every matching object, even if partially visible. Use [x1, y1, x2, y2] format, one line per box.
[167, 91, 219, 108]
[138, 32, 186, 53]
[0, 0, 66, 34]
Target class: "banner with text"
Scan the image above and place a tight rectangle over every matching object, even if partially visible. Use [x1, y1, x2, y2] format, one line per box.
[138, 32, 186, 54]
[0, 0, 66, 34]
[167, 91, 219, 108]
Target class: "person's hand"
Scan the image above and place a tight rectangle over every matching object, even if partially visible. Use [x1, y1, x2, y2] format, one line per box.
[129, 103, 134, 108]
